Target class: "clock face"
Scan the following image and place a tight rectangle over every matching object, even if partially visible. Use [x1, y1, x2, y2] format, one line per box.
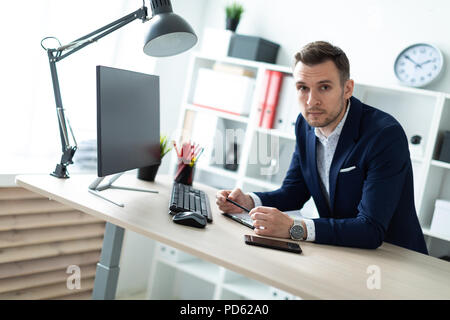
[394, 43, 444, 87]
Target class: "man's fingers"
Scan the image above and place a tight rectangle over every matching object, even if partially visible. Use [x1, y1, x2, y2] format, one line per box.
[250, 212, 270, 221]
[228, 188, 242, 200]
[254, 226, 270, 236]
[218, 190, 231, 198]
[253, 219, 268, 229]
[216, 191, 231, 203]
[249, 206, 275, 216]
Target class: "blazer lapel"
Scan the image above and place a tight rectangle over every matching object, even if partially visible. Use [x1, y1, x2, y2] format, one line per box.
[328, 97, 362, 212]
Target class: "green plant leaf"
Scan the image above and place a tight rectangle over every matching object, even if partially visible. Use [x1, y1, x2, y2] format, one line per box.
[225, 2, 244, 20]
[160, 135, 172, 159]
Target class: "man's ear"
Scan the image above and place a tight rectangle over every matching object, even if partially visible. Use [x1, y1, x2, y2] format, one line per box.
[344, 79, 354, 99]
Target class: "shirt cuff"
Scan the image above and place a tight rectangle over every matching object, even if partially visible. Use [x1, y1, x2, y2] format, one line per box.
[302, 218, 316, 242]
[247, 192, 262, 208]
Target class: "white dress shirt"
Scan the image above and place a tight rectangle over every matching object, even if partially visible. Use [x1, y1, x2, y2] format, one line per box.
[249, 100, 351, 241]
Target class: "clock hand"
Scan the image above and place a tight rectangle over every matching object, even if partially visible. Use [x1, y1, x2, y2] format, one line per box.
[404, 55, 422, 69]
[419, 59, 433, 66]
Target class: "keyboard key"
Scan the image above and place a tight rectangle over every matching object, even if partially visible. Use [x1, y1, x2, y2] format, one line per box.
[189, 194, 195, 211]
[195, 196, 201, 213]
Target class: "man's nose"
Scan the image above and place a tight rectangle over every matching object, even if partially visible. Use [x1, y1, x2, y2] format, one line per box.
[307, 90, 321, 106]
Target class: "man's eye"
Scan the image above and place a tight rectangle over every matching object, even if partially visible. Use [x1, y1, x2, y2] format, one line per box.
[298, 86, 308, 91]
[321, 85, 330, 90]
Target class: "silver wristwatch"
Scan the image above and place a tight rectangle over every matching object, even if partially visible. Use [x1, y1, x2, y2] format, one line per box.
[289, 220, 305, 241]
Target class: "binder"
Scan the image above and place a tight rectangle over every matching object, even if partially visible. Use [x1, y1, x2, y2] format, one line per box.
[273, 76, 296, 132]
[285, 100, 300, 134]
[256, 70, 272, 127]
[260, 71, 283, 129]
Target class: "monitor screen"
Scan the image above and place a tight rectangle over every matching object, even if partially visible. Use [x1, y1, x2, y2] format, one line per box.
[96, 65, 160, 177]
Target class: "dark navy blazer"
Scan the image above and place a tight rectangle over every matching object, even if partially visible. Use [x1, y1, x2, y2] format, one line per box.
[254, 96, 428, 254]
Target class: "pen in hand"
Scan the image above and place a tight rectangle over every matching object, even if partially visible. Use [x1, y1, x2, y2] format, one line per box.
[226, 197, 250, 213]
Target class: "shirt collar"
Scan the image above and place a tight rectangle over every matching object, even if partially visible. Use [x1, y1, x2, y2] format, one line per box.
[314, 99, 351, 141]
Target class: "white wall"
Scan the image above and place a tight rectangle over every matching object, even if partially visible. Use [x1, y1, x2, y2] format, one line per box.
[0, 0, 154, 161]
[198, 0, 450, 93]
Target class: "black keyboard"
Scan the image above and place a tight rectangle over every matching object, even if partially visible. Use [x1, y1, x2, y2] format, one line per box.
[169, 182, 213, 222]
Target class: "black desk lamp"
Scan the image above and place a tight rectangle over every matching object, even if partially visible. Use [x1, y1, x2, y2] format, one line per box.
[41, 0, 197, 178]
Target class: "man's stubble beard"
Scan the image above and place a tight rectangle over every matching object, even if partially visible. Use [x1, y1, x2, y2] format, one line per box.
[305, 91, 346, 129]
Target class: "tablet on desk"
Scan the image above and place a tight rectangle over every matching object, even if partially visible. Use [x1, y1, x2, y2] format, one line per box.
[222, 212, 254, 229]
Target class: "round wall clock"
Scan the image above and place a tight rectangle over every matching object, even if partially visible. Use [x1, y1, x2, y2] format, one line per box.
[394, 43, 444, 88]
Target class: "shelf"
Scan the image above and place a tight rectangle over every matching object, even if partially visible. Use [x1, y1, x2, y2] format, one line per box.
[157, 258, 221, 284]
[197, 164, 240, 180]
[243, 176, 280, 190]
[255, 127, 296, 140]
[411, 156, 424, 163]
[222, 278, 273, 300]
[355, 80, 443, 98]
[186, 104, 249, 124]
[431, 160, 450, 170]
[193, 51, 292, 74]
[422, 227, 450, 242]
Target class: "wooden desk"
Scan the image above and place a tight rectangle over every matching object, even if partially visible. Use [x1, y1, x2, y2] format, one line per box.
[16, 174, 450, 300]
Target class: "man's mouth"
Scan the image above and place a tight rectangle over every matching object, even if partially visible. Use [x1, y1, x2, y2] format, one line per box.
[307, 111, 324, 116]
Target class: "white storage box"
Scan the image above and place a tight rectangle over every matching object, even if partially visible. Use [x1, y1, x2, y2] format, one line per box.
[430, 199, 450, 238]
[193, 68, 255, 116]
[201, 28, 234, 57]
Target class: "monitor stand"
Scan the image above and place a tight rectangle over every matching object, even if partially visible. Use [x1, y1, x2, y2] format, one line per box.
[88, 172, 158, 207]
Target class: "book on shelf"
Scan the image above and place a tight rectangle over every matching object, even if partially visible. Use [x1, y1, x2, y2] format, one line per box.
[273, 76, 298, 134]
[260, 70, 283, 129]
[192, 68, 255, 116]
[256, 69, 272, 127]
[184, 109, 218, 166]
[212, 62, 255, 78]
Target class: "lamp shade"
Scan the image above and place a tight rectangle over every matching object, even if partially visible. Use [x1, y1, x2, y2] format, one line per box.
[143, 12, 197, 57]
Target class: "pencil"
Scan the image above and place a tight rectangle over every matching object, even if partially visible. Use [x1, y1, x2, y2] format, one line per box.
[226, 198, 250, 213]
[172, 140, 181, 157]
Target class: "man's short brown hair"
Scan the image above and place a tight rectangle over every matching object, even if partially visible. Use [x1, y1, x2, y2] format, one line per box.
[294, 41, 350, 85]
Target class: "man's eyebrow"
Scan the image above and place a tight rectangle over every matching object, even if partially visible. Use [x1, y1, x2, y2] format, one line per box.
[318, 79, 333, 83]
[295, 79, 334, 85]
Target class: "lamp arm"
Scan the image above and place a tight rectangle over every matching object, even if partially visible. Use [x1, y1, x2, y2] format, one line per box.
[45, 6, 149, 178]
[53, 7, 148, 62]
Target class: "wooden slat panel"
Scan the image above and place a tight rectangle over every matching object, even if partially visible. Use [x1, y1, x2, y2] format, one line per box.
[0, 277, 95, 299]
[53, 290, 93, 300]
[0, 237, 104, 264]
[0, 199, 70, 216]
[0, 264, 97, 294]
[0, 223, 105, 249]
[0, 251, 101, 279]
[0, 187, 44, 200]
[0, 210, 102, 231]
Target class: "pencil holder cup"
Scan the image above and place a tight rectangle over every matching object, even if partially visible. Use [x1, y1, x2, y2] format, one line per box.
[174, 161, 195, 185]
[137, 163, 160, 182]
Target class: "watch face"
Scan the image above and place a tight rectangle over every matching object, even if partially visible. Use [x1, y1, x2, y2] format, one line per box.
[290, 224, 304, 240]
[394, 43, 443, 87]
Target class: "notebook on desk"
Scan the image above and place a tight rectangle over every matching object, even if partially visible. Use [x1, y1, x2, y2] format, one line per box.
[222, 212, 254, 229]
[223, 210, 304, 230]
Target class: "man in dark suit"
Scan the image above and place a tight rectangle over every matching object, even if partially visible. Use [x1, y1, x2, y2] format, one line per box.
[216, 41, 428, 254]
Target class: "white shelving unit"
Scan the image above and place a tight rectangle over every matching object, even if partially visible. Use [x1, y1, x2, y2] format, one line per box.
[146, 242, 299, 300]
[147, 52, 450, 299]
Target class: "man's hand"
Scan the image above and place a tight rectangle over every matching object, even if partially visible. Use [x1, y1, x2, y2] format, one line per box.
[249, 206, 294, 238]
[216, 188, 255, 213]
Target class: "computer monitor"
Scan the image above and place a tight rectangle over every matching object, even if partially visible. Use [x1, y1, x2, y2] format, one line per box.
[89, 66, 160, 207]
[96, 65, 161, 177]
